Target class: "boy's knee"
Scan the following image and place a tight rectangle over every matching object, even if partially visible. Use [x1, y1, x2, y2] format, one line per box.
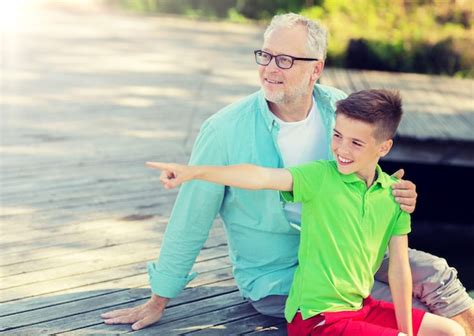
[442, 320, 465, 336]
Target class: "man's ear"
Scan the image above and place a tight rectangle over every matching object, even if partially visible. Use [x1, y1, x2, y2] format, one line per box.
[311, 60, 324, 82]
[379, 139, 393, 157]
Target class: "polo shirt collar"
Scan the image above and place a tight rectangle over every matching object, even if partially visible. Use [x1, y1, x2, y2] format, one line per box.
[374, 165, 391, 188]
[340, 165, 390, 189]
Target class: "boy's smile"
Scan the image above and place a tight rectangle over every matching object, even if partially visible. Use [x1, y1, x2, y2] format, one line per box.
[331, 114, 392, 186]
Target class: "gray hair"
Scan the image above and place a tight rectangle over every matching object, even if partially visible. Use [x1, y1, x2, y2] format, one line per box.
[263, 13, 328, 60]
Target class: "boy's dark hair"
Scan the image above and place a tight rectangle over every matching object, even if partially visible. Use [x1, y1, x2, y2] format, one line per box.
[335, 89, 403, 141]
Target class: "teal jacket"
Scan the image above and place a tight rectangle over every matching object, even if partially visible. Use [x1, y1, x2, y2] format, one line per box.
[148, 84, 347, 300]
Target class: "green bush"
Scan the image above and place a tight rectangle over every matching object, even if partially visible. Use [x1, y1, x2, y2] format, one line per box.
[344, 37, 471, 77]
[301, 0, 473, 77]
[345, 39, 406, 72]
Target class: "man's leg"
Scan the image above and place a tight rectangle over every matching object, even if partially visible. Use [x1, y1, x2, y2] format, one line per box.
[373, 248, 474, 334]
[371, 280, 428, 311]
[248, 295, 287, 318]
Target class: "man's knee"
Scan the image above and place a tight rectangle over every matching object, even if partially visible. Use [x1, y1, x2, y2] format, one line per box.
[409, 248, 472, 317]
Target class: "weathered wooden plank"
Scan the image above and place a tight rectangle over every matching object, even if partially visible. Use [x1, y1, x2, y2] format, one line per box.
[0, 244, 230, 302]
[0, 186, 175, 227]
[244, 322, 288, 335]
[3, 277, 244, 335]
[1, 276, 238, 333]
[189, 313, 285, 335]
[2, 285, 242, 335]
[318, 68, 337, 88]
[0, 191, 177, 236]
[0, 214, 166, 247]
[329, 68, 355, 94]
[346, 69, 370, 91]
[126, 302, 258, 336]
[1, 173, 152, 206]
[0, 229, 226, 278]
[1, 228, 225, 272]
[1, 260, 232, 318]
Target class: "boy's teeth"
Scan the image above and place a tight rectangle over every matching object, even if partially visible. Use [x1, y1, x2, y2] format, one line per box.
[338, 155, 352, 163]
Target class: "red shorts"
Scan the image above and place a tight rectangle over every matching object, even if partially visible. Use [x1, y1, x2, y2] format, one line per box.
[287, 296, 426, 336]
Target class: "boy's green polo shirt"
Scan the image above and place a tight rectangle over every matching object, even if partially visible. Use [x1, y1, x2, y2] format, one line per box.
[281, 160, 411, 322]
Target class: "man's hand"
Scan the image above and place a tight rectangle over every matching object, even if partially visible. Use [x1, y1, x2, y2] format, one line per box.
[391, 169, 417, 214]
[146, 161, 192, 189]
[101, 295, 169, 331]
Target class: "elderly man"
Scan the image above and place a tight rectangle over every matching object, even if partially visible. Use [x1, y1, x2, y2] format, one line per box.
[102, 13, 473, 332]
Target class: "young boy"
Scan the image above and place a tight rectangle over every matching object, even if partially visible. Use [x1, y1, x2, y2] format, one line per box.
[146, 90, 464, 335]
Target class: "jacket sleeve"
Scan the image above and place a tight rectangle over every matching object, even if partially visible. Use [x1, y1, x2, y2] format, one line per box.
[147, 121, 226, 298]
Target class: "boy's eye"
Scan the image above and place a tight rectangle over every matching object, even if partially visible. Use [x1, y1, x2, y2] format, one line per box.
[352, 141, 362, 147]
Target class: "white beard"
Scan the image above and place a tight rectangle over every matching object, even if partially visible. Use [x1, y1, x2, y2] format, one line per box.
[263, 78, 311, 105]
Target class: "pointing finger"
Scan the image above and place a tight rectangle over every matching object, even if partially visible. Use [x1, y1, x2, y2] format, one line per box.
[146, 162, 172, 171]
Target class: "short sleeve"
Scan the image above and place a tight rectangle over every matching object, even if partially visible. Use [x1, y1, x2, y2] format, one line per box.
[280, 161, 328, 204]
[391, 210, 411, 236]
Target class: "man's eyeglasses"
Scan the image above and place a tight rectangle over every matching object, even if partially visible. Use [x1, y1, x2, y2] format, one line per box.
[254, 50, 319, 70]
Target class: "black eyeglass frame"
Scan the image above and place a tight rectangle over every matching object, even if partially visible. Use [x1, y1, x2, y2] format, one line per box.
[254, 49, 319, 69]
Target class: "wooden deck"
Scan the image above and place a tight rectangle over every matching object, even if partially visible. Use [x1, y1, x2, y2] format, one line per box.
[1, 4, 473, 335]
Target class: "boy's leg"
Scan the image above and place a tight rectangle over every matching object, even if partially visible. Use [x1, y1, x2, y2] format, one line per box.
[417, 312, 466, 336]
[373, 248, 473, 317]
[248, 295, 287, 318]
[451, 306, 474, 336]
[312, 319, 400, 336]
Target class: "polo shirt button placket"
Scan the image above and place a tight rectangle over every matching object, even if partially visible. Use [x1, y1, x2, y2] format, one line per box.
[364, 195, 368, 217]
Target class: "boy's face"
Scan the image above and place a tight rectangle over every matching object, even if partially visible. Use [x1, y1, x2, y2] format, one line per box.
[331, 114, 393, 183]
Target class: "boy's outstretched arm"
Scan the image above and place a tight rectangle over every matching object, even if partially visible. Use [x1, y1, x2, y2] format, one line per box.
[145, 162, 294, 191]
[388, 235, 413, 336]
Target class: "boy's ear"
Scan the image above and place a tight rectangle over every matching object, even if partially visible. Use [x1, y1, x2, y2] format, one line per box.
[379, 139, 393, 157]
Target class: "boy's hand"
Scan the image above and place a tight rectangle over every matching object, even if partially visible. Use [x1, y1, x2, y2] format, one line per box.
[391, 169, 417, 214]
[146, 161, 191, 189]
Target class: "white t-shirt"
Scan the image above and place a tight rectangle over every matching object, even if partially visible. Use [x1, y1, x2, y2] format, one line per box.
[274, 98, 330, 226]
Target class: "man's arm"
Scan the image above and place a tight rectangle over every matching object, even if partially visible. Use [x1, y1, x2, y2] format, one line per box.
[101, 122, 226, 330]
[146, 162, 294, 192]
[101, 295, 168, 330]
[388, 234, 413, 336]
[391, 169, 417, 214]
